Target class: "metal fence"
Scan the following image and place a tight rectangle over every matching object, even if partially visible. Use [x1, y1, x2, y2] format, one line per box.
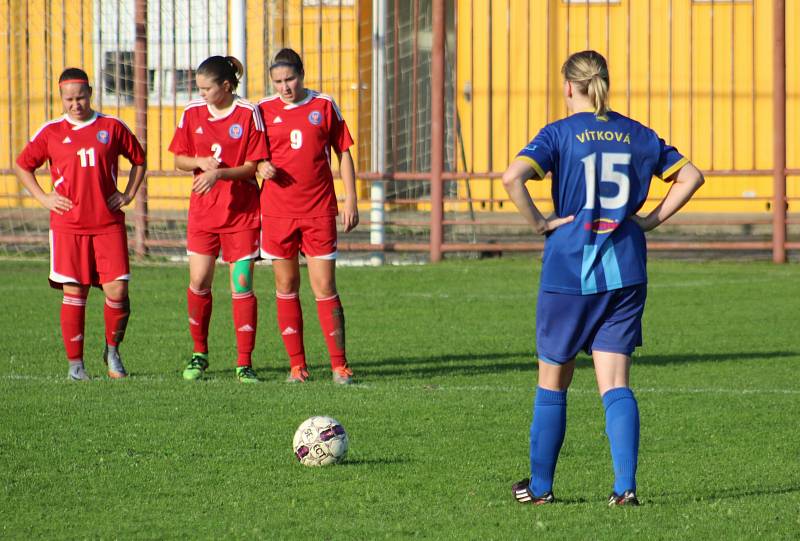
[0, 0, 797, 262]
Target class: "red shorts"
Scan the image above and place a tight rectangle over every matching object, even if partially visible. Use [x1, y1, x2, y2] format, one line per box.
[49, 229, 130, 288]
[187, 228, 260, 262]
[260, 216, 337, 260]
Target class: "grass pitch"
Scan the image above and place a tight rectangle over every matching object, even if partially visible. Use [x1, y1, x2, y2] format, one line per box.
[1, 257, 799, 539]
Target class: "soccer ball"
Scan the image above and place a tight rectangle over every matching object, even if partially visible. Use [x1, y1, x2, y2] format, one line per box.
[293, 416, 349, 467]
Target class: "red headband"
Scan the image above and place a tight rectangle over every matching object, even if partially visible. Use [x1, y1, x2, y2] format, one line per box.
[59, 78, 89, 86]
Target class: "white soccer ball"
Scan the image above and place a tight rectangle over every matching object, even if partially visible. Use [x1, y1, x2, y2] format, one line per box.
[293, 416, 349, 467]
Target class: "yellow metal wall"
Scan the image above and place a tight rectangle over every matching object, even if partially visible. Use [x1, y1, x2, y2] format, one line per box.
[455, 0, 799, 214]
[0, 0, 361, 212]
[2, 0, 798, 215]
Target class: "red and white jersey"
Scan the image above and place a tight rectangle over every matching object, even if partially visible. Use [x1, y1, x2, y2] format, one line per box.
[16, 112, 145, 234]
[169, 97, 268, 233]
[258, 90, 353, 218]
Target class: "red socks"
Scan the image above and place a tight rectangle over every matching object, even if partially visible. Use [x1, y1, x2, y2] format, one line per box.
[61, 293, 87, 361]
[104, 296, 130, 346]
[316, 295, 347, 370]
[187, 286, 212, 354]
[276, 292, 306, 369]
[232, 291, 257, 367]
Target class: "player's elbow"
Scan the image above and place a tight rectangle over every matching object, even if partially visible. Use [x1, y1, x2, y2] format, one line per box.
[501, 170, 521, 192]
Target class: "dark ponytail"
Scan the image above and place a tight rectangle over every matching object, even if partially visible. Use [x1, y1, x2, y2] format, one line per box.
[269, 48, 304, 77]
[197, 55, 243, 90]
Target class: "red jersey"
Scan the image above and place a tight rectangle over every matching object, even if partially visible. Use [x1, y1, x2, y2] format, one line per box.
[168, 98, 268, 233]
[16, 113, 145, 234]
[258, 90, 353, 218]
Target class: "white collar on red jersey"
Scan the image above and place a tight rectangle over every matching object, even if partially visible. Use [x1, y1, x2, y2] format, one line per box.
[207, 96, 240, 121]
[280, 90, 316, 110]
[64, 111, 99, 130]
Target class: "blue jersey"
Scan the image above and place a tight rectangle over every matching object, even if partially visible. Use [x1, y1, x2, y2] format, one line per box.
[517, 111, 687, 295]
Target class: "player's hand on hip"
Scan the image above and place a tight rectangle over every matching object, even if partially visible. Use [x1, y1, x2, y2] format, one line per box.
[257, 160, 276, 179]
[197, 156, 220, 172]
[341, 198, 359, 233]
[41, 192, 73, 215]
[193, 170, 219, 195]
[543, 214, 575, 234]
[106, 190, 132, 211]
[629, 214, 656, 232]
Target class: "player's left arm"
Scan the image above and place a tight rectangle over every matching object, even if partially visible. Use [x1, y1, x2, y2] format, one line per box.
[108, 163, 147, 211]
[502, 159, 574, 235]
[108, 123, 148, 211]
[192, 161, 258, 195]
[337, 149, 359, 233]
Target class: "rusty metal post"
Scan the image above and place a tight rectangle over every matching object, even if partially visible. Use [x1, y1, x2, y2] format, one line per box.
[772, 0, 786, 263]
[134, 0, 148, 257]
[430, 0, 445, 262]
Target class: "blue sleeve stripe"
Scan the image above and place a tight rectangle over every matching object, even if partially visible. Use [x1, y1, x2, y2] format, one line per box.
[517, 156, 546, 180]
[658, 157, 688, 180]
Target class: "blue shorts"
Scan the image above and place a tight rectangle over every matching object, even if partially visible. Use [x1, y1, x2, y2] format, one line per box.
[535, 284, 647, 365]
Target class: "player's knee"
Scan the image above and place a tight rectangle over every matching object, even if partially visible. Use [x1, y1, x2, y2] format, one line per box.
[231, 259, 253, 293]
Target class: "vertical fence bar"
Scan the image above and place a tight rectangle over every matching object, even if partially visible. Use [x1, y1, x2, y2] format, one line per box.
[7, 0, 13, 180]
[730, 0, 735, 170]
[772, 0, 786, 263]
[134, 0, 148, 257]
[710, 0, 715, 170]
[647, 0, 651, 126]
[668, 0, 673, 143]
[751, 0, 756, 169]
[430, 0, 444, 262]
[392, 0, 398, 172]
[411, 0, 418, 171]
[487, 0, 493, 210]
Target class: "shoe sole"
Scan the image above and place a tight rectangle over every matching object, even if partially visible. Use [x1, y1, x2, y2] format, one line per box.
[108, 371, 128, 379]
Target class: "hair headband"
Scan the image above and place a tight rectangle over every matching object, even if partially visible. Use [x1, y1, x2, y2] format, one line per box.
[59, 78, 89, 86]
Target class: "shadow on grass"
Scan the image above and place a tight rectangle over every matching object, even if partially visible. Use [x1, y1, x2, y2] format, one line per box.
[338, 456, 412, 467]
[645, 484, 800, 504]
[126, 350, 799, 381]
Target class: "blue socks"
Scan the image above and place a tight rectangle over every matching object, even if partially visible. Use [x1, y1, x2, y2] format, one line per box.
[529, 387, 568, 496]
[602, 387, 640, 494]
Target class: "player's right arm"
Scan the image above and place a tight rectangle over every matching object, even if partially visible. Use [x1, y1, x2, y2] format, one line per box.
[630, 161, 704, 232]
[15, 129, 74, 215]
[175, 155, 220, 173]
[502, 160, 574, 235]
[14, 163, 74, 215]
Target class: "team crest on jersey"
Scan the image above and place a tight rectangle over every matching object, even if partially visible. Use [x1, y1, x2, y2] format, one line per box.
[229, 123, 243, 139]
[96, 130, 110, 144]
[308, 111, 322, 126]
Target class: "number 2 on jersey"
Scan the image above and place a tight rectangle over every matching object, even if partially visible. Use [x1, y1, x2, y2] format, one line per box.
[211, 143, 222, 162]
[77, 147, 96, 167]
[290, 129, 303, 150]
[581, 152, 631, 210]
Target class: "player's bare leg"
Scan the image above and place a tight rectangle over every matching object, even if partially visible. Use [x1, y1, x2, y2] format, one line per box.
[62, 283, 91, 381]
[184, 254, 216, 380]
[592, 350, 640, 506]
[308, 257, 351, 384]
[101, 279, 130, 378]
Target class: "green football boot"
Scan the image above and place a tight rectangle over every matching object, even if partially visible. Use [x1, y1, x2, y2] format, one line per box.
[183, 353, 209, 381]
[235, 365, 260, 384]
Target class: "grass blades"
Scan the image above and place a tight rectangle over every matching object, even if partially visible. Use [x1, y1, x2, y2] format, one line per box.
[1, 258, 799, 539]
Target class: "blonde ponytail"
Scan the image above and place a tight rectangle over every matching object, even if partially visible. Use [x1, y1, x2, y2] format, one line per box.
[561, 50, 610, 118]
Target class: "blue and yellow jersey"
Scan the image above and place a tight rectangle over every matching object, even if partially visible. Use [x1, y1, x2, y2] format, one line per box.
[517, 111, 687, 295]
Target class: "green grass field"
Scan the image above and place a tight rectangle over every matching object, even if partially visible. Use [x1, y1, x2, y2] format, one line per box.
[1, 257, 799, 539]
